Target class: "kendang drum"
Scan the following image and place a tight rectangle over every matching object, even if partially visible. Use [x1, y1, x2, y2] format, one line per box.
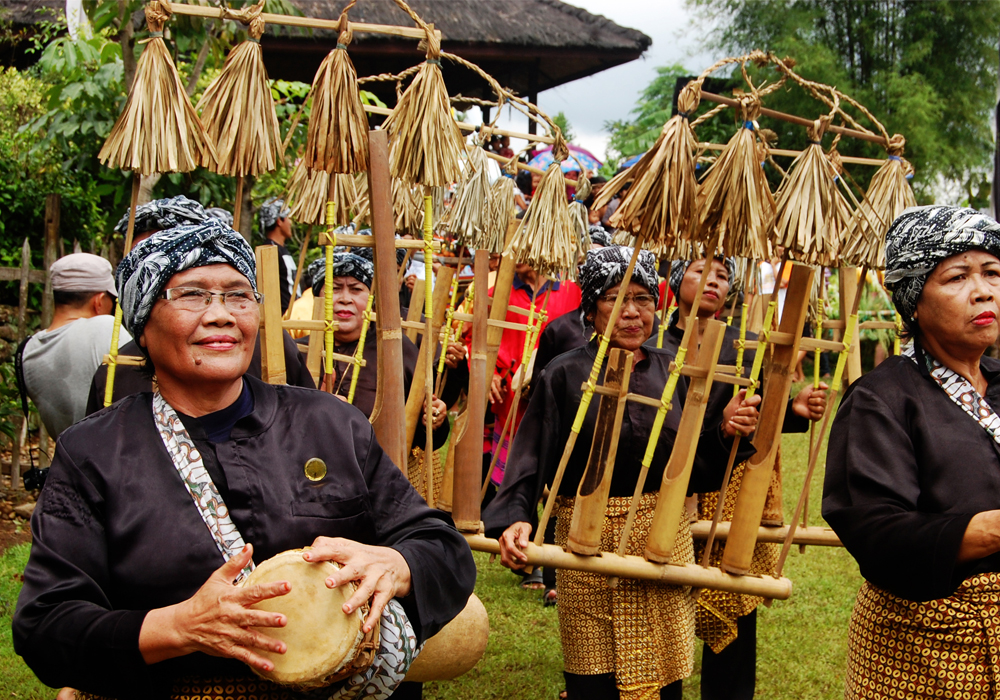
[241, 549, 379, 690]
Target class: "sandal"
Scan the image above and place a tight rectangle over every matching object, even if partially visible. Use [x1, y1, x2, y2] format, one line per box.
[520, 568, 544, 590]
[559, 692, 568, 700]
[543, 587, 558, 607]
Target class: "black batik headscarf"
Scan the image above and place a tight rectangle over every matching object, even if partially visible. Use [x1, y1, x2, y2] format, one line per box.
[588, 224, 612, 248]
[578, 245, 660, 313]
[117, 219, 257, 339]
[258, 198, 291, 236]
[307, 252, 375, 296]
[669, 256, 737, 300]
[113, 195, 209, 236]
[885, 205, 1000, 321]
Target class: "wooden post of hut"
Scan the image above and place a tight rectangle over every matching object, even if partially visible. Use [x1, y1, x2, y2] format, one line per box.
[37, 194, 60, 468]
[11, 239, 31, 485]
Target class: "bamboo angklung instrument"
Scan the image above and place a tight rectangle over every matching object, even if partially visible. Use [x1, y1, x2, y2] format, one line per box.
[721, 262, 815, 575]
[346, 292, 375, 404]
[452, 252, 490, 532]
[435, 274, 461, 394]
[367, 130, 408, 472]
[421, 193, 437, 506]
[254, 244, 287, 384]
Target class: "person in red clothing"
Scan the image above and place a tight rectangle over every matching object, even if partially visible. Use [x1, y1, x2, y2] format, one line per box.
[486, 262, 581, 496]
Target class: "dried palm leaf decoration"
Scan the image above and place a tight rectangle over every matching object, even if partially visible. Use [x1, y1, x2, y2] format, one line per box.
[568, 174, 592, 261]
[446, 143, 491, 249]
[286, 161, 360, 227]
[98, 0, 216, 174]
[772, 112, 848, 267]
[382, 3, 464, 186]
[483, 169, 516, 254]
[505, 134, 579, 280]
[842, 134, 916, 270]
[303, 1, 369, 174]
[196, 1, 281, 177]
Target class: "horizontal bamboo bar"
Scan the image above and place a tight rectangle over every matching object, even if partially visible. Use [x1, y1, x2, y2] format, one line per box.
[283, 319, 328, 331]
[464, 534, 791, 597]
[328, 233, 441, 251]
[822, 320, 896, 331]
[169, 3, 440, 40]
[700, 91, 888, 146]
[697, 142, 885, 166]
[363, 104, 554, 146]
[740, 334, 850, 353]
[626, 392, 666, 409]
[102, 353, 144, 367]
[712, 373, 752, 388]
[689, 521, 842, 547]
[716, 365, 745, 376]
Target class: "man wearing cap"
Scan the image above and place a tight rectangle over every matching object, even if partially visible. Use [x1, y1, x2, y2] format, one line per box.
[258, 197, 297, 313]
[21, 253, 132, 437]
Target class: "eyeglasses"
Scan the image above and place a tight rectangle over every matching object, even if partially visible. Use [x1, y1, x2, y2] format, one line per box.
[161, 287, 263, 312]
[597, 293, 656, 308]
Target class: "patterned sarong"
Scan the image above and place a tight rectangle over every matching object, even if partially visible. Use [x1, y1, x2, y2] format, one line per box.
[845, 573, 1000, 699]
[554, 493, 695, 700]
[694, 459, 779, 653]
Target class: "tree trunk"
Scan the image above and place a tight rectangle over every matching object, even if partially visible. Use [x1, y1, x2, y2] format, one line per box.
[117, 0, 137, 90]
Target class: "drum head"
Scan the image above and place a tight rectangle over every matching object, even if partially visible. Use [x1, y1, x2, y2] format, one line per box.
[242, 549, 365, 688]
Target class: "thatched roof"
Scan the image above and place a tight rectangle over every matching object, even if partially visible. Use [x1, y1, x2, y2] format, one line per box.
[262, 0, 651, 101]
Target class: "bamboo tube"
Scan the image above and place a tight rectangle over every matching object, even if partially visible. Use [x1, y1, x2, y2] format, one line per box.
[453, 252, 490, 531]
[367, 130, 408, 471]
[435, 274, 461, 391]
[103, 175, 141, 408]
[644, 320, 726, 562]
[196, 1, 281, 177]
[99, 0, 216, 174]
[690, 522, 841, 547]
[465, 534, 792, 599]
[566, 349, 634, 555]
[382, 23, 464, 186]
[721, 263, 815, 575]
[169, 2, 442, 40]
[346, 292, 375, 404]
[303, 6, 369, 174]
[421, 194, 437, 506]
[254, 244, 287, 384]
[322, 204, 337, 393]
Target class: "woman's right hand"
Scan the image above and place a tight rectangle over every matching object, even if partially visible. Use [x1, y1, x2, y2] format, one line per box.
[138, 544, 291, 672]
[498, 522, 533, 570]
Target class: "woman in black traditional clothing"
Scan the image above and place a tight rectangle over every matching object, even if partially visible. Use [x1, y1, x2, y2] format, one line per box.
[823, 205, 1000, 699]
[14, 220, 475, 700]
[484, 246, 762, 700]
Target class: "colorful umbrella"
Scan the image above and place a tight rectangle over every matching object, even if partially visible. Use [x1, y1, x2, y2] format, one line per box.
[528, 144, 602, 173]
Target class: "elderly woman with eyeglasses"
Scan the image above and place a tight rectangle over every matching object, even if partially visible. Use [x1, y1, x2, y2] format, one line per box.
[13, 221, 475, 700]
[483, 246, 762, 700]
[824, 206, 1000, 699]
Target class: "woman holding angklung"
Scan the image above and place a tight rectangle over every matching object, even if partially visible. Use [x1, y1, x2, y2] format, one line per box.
[824, 205, 1000, 699]
[484, 245, 762, 700]
[14, 220, 475, 700]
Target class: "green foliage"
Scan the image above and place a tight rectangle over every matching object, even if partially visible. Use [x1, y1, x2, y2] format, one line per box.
[552, 111, 576, 144]
[686, 0, 1000, 203]
[0, 544, 52, 700]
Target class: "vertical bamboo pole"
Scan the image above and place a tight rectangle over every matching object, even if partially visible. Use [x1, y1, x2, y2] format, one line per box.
[421, 194, 437, 507]
[839, 266, 862, 386]
[104, 177, 140, 408]
[254, 244, 287, 385]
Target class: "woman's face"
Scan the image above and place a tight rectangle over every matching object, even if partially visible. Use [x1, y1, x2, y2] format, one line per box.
[591, 281, 655, 353]
[140, 263, 258, 389]
[680, 258, 731, 317]
[914, 249, 1000, 356]
[326, 276, 370, 343]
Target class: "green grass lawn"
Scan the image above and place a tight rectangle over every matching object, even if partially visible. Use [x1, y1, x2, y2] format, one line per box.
[3, 398, 862, 699]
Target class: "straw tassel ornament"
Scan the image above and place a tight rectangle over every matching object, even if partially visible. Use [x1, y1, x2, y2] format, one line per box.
[483, 171, 516, 254]
[196, 1, 281, 177]
[568, 175, 592, 261]
[696, 94, 773, 259]
[772, 115, 848, 267]
[286, 161, 360, 227]
[303, 3, 369, 174]
[446, 144, 491, 248]
[505, 135, 579, 280]
[842, 134, 916, 269]
[597, 79, 701, 246]
[383, 23, 464, 186]
[98, 0, 216, 174]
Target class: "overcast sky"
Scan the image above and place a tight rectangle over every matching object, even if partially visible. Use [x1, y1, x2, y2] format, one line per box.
[466, 0, 727, 164]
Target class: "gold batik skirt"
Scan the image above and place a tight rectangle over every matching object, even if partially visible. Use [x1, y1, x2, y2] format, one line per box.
[694, 460, 779, 653]
[78, 676, 302, 700]
[553, 493, 695, 700]
[845, 573, 1000, 700]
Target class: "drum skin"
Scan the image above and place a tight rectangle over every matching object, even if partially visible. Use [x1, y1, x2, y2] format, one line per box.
[405, 593, 489, 682]
[241, 549, 367, 690]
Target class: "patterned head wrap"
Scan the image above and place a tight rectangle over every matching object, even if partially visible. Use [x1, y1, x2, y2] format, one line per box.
[669, 256, 737, 300]
[116, 219, 257, 339]
[579, 245, 660, 313]
[204, 207, 234, 227]
[885, 205, 1000, 321]
[588, 225, 612, 248]
[258, 198, 291, 235]
[307, 252, 375, 296]
[114, 195, 208, 236]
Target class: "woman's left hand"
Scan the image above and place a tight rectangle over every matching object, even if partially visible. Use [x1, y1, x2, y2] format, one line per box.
[722, 389, 762, 438]
[792, 382, 829, 421]
[424, 396, 448, 429]
[444, 342, 467, 369]
[304, 539, 412, 634]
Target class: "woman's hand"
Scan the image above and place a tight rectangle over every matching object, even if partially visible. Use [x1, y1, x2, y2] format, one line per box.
[444, 341, 467, 369]
[498, 522, 533, 570]
[793, 382, 829, 421]
[426, 395, 447, 429]
[722, 389, 762, 438]
[489, 373, 506, 405]
[139, 544, 290, 672]
[304, 538, 412, 634]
